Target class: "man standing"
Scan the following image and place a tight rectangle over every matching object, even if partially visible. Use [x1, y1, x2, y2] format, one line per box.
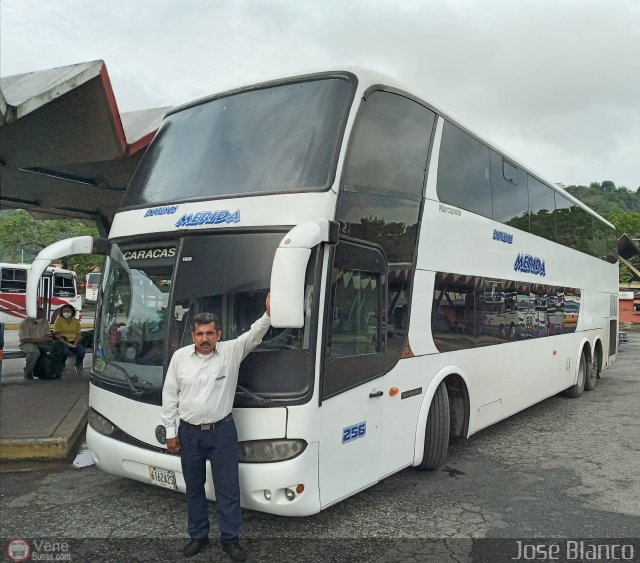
[18, 307, 52, 379]
[161, 294, 271, 561]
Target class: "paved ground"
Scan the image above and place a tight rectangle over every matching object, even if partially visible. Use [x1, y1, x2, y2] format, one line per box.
[1, 324, 92, 461]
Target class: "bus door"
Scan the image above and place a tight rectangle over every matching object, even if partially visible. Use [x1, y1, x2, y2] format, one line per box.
[319, 241, 387, 507]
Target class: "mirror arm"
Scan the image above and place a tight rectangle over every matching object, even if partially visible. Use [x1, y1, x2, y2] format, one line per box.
[26, 236, 108, 318]
[270, 220, 338, 328]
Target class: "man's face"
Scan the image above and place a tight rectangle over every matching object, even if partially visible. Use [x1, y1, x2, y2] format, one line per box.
[36, 308, 46, 321]
[191, 322, 221, 354]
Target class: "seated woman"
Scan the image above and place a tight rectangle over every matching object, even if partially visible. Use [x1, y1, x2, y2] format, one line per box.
[52, 304, 85, 374]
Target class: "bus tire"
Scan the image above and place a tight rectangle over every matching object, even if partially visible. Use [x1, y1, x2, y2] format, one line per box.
[418, 381, 450, 470]
[584, 353, 597, 391]
[563, 352, 587, 398]
[595, 347, 603, 379]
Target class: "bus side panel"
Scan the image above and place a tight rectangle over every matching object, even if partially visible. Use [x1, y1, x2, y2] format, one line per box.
[416, 198, 615, 296]
[581, 289, 618, 368]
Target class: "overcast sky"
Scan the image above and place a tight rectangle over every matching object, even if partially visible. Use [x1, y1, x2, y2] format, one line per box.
[1, 0, 639, 189]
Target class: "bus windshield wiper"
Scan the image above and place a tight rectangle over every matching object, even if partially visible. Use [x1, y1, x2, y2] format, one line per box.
[235, 384, 271, 406]
[100, 357, 145, 397]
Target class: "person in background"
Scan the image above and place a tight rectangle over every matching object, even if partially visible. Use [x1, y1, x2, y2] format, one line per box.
[52, 304, 85, 374]
[18, 307, 53, 379]
[161, 294, 271, 561]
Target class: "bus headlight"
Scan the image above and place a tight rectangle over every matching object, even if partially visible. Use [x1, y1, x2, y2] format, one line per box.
[238, 439, 307, 463]
[88, 408, 116, 436]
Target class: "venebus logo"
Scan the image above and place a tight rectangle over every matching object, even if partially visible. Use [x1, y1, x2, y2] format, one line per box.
[6, 538, 30, 561]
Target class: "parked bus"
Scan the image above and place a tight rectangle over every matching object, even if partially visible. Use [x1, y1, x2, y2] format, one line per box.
[24, 69, 618, 516]
[85, 272, 102, 304]
[0, 262, 82, 324]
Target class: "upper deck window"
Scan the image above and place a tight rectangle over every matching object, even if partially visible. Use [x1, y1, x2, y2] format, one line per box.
[437, 121, 492, 218]
[343, 91, 435, 199]
[123, 77, 355, 208]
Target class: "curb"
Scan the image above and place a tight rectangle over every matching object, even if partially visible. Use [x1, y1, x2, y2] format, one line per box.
[0, 394, 88, 461]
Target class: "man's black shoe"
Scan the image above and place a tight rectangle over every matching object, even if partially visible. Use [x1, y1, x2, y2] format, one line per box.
[183, 538, 209, 557]
[222, 541, 247, 561]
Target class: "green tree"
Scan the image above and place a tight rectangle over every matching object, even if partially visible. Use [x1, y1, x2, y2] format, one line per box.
[0, 210, 103, 282]
[603, 211, 640, 239]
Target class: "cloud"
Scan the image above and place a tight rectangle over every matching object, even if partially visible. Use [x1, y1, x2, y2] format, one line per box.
[1, 0, 639, 187]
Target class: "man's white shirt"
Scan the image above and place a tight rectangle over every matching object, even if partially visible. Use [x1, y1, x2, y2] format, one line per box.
[161, 313, 271, 439]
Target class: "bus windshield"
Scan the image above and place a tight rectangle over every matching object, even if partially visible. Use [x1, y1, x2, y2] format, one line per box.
[94, 234, 318, 405]
[94, 244, 175, 399]
[122, 76, 354, 208]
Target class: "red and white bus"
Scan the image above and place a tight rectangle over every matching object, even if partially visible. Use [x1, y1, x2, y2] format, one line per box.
[0, 262, 82, 324]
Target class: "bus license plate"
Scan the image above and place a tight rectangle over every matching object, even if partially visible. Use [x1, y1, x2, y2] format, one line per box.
[149, 466, 176, 490]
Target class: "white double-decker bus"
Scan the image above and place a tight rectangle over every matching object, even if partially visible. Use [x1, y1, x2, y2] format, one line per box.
[25, 68, 618, 516]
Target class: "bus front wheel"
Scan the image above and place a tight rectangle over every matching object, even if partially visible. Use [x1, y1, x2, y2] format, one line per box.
[563, 352, 587, 398]
[418, 381, 450, 470]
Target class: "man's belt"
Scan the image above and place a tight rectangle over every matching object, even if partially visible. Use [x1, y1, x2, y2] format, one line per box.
[180, 412, 233, 431]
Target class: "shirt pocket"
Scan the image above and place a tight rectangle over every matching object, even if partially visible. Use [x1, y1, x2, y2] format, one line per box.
[210, 362, 229, 387]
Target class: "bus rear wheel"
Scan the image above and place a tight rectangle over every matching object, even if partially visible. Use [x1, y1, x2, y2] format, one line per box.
[563, 352, 587, 398]
[418, 381, 450, 470]
[584, 352, 597, 391]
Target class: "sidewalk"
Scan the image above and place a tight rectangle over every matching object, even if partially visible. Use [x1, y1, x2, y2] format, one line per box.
[0, 350, 90, 462]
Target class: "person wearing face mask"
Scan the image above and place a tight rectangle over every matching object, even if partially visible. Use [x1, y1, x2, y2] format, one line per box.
[52, 304, 85, 374]
[18, 307, 54, 379]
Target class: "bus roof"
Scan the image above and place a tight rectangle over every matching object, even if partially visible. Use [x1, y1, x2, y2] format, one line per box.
[0, 262, 76, 275]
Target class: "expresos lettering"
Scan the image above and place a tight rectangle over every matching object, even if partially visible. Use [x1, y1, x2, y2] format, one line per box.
[144, 205, 178, 217]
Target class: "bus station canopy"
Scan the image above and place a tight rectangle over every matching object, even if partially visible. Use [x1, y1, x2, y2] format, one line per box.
[0, 60, 168, 234]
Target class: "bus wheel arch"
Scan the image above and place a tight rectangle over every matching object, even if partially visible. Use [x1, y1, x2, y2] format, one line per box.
[593, 339, 604, 380]
[414, 370, 470, 469]
[564, 344, 590, 397]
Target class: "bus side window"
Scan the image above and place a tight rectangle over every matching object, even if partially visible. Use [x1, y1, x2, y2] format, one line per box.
[53, 273, 75, 297]
[437, 121, 492, 219]
[328, 268, 380, 358]
[323, 241, 387, 399]
[0, 268, 27, 293]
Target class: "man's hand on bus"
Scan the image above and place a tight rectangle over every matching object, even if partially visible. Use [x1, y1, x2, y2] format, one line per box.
[266, 292, 271, 317]
[166, 437, 180, 454]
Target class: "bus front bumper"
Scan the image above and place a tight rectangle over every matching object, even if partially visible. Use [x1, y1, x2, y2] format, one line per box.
[86, 424, 321, 517]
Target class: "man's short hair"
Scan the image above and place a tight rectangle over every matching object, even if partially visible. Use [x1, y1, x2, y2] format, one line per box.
[192, 312, 221, 332]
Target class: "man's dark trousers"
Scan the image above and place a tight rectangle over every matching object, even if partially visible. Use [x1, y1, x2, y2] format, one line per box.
[178, 418, 243, 542]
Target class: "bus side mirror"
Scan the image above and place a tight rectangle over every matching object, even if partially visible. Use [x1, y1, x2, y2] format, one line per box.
[270, 220, 337, 328]
[26, 237, 109, 318]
